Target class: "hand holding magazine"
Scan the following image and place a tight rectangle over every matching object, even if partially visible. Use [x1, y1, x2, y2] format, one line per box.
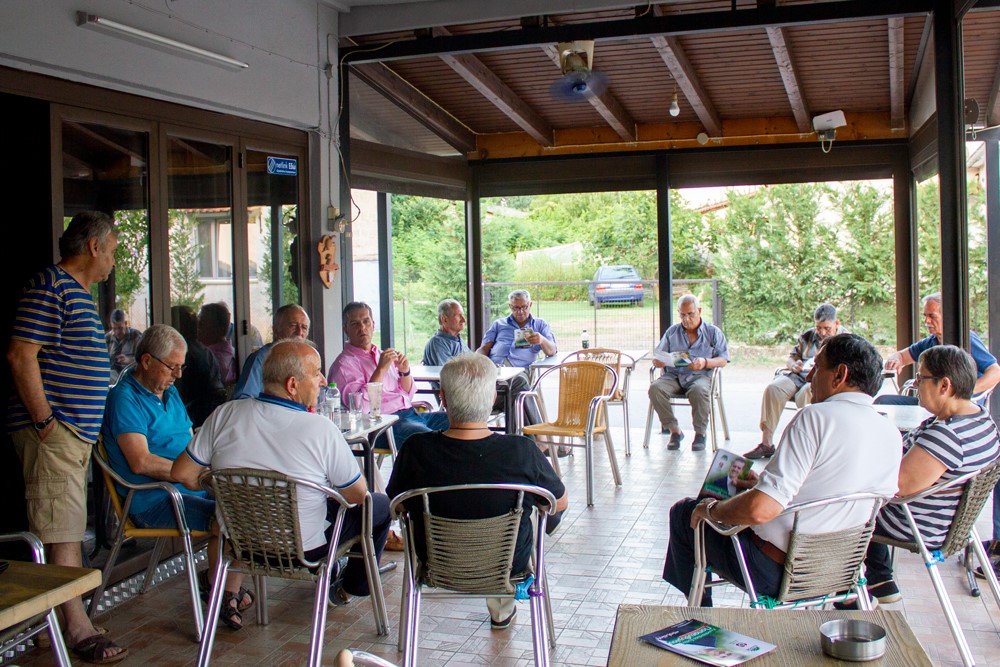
[654, 350, 691, 367]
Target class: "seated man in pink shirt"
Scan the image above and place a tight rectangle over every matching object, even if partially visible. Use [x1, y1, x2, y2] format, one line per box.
[329, 302, 449, 449]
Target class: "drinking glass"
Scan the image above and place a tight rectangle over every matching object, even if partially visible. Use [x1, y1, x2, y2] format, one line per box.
[367, 382, 383, 420]
[348, 391, 364, 420]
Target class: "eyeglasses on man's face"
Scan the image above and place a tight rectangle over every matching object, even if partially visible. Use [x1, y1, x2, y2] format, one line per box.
[914, 373, 940, 384]
[150, 354, 186, 374]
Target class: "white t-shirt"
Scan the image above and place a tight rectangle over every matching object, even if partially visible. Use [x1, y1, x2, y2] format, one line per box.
[187, 396, 362, 551]
[752, 392, 902, 552]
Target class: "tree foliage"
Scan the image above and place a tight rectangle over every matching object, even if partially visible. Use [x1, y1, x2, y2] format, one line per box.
[168, 211, 205, 310]
[113, 209, 150, 309]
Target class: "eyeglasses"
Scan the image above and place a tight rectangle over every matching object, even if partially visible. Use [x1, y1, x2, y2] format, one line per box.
[510, 304, 531, 312]
[914, 373, 940, 383]
[150, 354, 186, 373]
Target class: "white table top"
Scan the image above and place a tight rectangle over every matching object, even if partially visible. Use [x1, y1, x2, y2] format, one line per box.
[876, 404, 933, 432]
[409, 364, 526, 383]
[330, 411, 399, 441]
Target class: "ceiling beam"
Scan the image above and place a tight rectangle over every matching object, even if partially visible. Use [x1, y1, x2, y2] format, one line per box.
[765, 27, 811, 133]
[433, 27, 552, 146]
[540, 44, 636, 142]
[649, 34, 723, 137]
[986, 58, 1000, 126]
[348, 62, 477, 154]
[906, 15, 933, 108]
[888, 17, 906, 130]
[340, 0, 933, 64]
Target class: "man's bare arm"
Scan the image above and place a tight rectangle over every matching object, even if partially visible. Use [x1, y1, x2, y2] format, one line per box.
[691, 489, 783, 529]
[117, 432, 177, 481]
[476, 341, 494, 356]
[976, 363, 1000, 396]
[338, 476, 369, 506]
[172, 451, 205, 491]
[7, 340, 56, 439]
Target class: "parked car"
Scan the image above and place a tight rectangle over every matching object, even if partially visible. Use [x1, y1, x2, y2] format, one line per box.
[588, 265, 644, 306]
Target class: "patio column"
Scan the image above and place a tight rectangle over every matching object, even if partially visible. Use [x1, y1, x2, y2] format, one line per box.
[656, 154, 673, 335]
[893, 153, 918, 381]
[467, 165, 484, 348]
[933, 0, 970, 348]
[986, 139, 1000, 419]
[377, 192, 394, 349]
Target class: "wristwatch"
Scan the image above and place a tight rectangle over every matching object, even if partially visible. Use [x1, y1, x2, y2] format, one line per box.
[399, 370, 411, 377]
[33, 414, 55, 431]
[701, 498, 719, 521]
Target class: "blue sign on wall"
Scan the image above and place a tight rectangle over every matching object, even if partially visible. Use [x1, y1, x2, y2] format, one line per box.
[266, 156, 297, 176]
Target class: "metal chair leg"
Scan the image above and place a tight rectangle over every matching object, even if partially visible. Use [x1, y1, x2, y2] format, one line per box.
[196, 554, 230, 667]
[584, 432, 595, 507]
[621, 397, 631, 457]
[642, 402, 654, 449]
[139, 537, 166, 594]
[308, 562, 333, 667]
[603, 431, 622, 487]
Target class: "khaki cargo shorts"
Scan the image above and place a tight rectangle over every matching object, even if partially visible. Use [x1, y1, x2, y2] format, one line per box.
[11, 421, 92, 544]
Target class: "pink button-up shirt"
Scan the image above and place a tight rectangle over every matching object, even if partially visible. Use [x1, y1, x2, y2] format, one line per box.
[327, 343, 415, 414]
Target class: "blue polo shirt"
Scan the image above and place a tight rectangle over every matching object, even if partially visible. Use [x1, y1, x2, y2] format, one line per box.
[654, 320, 730, 389]
[102, 372, 206, 515]
[481, 314, 557, 368]
[909, 332, 997, 378]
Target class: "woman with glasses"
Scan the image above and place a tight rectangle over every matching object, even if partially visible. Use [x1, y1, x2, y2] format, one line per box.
[856, 345, 1000, 606]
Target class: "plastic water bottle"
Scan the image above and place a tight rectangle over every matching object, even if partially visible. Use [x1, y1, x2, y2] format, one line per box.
[326, 382, 341, 420]
[581, 329, 590, 349]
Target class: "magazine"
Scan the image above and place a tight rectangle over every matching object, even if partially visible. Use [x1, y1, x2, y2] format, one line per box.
[640, 618, 777, 666]
[513, 327, 533, 348]
[653, 350, 690, 367]
[698, 450, 753, 500]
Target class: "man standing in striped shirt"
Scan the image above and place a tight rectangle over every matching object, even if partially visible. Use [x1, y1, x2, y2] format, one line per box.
[6, 211, 127, 664]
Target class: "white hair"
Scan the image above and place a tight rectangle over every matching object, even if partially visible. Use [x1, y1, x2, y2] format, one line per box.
[440, 353, 497, 423]
[678, 294, 699, 309]
[508, 289, 531, 303]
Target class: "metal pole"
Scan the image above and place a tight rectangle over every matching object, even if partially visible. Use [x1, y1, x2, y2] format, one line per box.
[893, 152, 917, 381]
[466, 166, 484, 348]
[933, 0, 969, 348]
[377, 192, 394, 349]
[656, 154, 673, 337]
[986, 139, 1000, 419]
[339, 66, 354, 304]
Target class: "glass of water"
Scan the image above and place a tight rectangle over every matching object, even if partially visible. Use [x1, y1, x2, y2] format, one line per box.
[348, 391, 364, 421]
[367, 382, 383, 420]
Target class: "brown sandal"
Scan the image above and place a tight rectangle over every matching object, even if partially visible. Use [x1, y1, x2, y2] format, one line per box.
[385, 530, 404, 552]
[220, 591, 244, 630]
[70, 633, 129, 664]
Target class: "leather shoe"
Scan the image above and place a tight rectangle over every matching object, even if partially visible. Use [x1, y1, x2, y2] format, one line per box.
[667, 432, 683, 450]
[744, 443, 776, 460]
[692, 434, 707, 451]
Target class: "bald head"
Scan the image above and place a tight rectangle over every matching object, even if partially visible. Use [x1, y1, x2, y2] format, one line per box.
[262, 339, 325, 407]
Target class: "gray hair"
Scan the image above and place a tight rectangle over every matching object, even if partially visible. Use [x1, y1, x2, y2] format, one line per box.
[110, 308, 128, 324]
[274, 303, 308, 331]
[440, 353, 498, 423]
[678, 294, 699, 309]
[342, 301, 374, 328]
[136, 324, 185, 361]
[262, 339, 310, 388]
[508, 289, 531, 303]
[918, 345, 977, 400]
[59, 211, 116, 259]
[814, 303, 837, 323]
[438, 299, 461, 320]
[922, 292, 942, 308]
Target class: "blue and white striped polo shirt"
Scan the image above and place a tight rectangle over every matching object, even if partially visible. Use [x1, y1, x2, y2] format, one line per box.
[7, 265, 111, 443]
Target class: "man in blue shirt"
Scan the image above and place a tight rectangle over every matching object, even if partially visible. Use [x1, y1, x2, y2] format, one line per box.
[477, 289, 554, 441]
[422, 299, 470, 366]
[231, 304, 310, 400]
[648, 294, 730, 451]
[478, 289, 557, 366]
[879, 293, 1000, 405]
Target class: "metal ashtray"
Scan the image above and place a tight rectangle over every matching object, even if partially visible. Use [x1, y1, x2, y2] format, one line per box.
[820, 619, 887, 661]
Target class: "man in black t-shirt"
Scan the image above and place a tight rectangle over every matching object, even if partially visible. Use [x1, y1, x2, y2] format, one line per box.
[387, 352, 568, 631]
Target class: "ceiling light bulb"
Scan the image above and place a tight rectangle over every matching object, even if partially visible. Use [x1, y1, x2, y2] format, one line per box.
[669, 92, 680, 117]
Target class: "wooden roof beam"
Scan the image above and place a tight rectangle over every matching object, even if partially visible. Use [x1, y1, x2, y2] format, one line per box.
[987, 60, 1000, 127]
[766, 26, 811, 133]
[887, 17, 905, 130]
[348, 61, 477, 154]
[434, 27, 553, 147]
[541, 44, 636, 142]
[649, 34, 723, 137]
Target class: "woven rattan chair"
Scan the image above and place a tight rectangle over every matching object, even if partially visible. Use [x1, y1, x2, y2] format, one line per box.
[390, 484, 558, 667]
[197, 468, 388, 667]
[642, 366, 730, 452]
[689, 493, 887, 611]
[518, 360, 619, 507]
[0, 531, 73, 666]
[562, 349, 637, 455]
[871, 460, 1000, 667]
[88, 438, 207, 641]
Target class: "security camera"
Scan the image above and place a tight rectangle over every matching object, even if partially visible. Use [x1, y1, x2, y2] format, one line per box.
[812, 110, 846, 133]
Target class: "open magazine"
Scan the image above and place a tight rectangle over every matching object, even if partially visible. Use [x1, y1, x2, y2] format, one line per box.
[640, 618, 776, 666]
[653, 350, 690, 367]
[698, 450, 753, 500]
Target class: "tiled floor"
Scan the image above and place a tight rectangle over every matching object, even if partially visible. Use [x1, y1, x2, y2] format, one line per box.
[9, 364, 1000, 666]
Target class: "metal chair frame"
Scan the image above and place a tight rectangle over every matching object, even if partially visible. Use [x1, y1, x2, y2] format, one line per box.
[689, 493, 887, 610]
[0, 531, 74, 667]
[517, 360, 619, 507]
[642, 366, 730, 452]
[872, 461, 1000, 667]
[561, 349, 637, 455]
[390, 483, 558, 667]
[88, 438, 206, 641]
[197, 468, 388, 667]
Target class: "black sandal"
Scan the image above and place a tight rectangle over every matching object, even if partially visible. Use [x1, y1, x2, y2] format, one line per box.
[199, 570, 255, 611]
[220, 591, 243, 630]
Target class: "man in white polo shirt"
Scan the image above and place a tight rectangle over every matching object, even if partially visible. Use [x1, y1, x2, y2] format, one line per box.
[662, 334, 902, 604]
